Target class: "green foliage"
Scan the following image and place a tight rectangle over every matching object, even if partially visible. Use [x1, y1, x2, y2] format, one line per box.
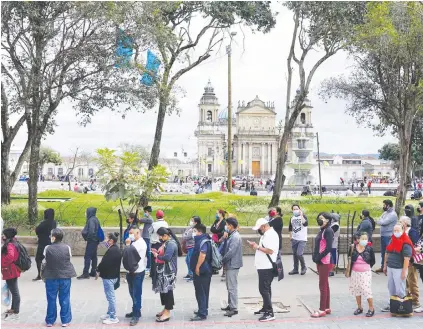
[378, 143, 400, 162]
[1, 203, 45, 233]
[39, 147, 62, 171]
[96, 148, 169, 209]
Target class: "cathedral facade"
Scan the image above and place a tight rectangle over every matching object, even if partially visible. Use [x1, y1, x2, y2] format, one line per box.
[195, 80, 316, 181]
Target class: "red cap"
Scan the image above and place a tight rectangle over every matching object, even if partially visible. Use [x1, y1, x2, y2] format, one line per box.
[156, 210, 164, 219]
[269, 209, 277, 217]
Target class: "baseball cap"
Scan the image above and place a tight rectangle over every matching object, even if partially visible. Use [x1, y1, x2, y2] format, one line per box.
[252, 218, 268, 231]
[156, 210, 164, 219]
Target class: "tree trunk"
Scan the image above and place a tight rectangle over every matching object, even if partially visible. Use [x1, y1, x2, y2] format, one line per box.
[269, 131, 290, 207]
[27, 135, 42, 226]
[395, 121, 413, 215]
[1, 143, 12, 205]
[148, 99, 167, 170]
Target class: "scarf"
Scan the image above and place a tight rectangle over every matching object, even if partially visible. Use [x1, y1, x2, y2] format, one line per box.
[386, 232, 414, 255]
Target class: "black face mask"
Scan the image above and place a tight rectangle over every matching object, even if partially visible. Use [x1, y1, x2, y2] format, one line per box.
[258, 229, 264, 236]
[360, 215, 363, 220]
[383, 206, 388, 212]
[317, 219, 324, 226]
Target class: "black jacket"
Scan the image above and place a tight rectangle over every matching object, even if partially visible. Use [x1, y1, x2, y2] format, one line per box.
[312, 226, 334, 264]
[82, 207, 100, 242]
[405, 204, 419, 231]
[36, 209, 57, 246]
[122, 244, 141, 274]
[97, 244, 122, 279]
[210, 219, 226, 240]
[269, 216, 283, 250]
[350, 244, 375, 267]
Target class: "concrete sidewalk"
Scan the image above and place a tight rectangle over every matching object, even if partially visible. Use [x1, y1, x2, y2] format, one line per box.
[2, 254, 423, 329]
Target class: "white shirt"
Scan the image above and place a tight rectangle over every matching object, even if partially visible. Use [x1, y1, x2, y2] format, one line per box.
[254, 228, 279, 270]
[290, 216, 308, 241]
[132, 237, 147, 273]
[150, 220, 169, 244]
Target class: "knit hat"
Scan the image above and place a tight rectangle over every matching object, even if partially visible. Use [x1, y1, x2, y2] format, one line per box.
[156, 210, 164, 219]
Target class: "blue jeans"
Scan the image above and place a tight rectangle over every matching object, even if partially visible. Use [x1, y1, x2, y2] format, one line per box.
[102, 278, 118, 319]
[381, 236, 391, 267]
[126, 271, 145, 318]
[83, 241, 98, 275]
[186, 248, 194, 276]
[193, 275, 212, 318]
[143, 238, 151, 270]
[45, 279, 72, 325]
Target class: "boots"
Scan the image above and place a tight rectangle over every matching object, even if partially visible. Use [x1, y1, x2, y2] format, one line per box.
[33, 260, 42, 281]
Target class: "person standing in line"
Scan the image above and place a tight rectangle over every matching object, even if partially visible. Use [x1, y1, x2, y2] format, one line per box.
[42, 228, 77, 327]
[190, 224, 213, 322]
[381, 223, 413, 312]
[78, 207, 100, 279]
[123, 213, 138, 241]
[123, 227, 147, 326]
[311, 213, 334, 318]
[248, 218, 279, 322]
[150, 210, 169, 280]
[405, 205, 419, 232]
[375, 200, 398, 273]
[96, 232, 122, 325]
[210, 209, 226, 276]
[33, 208, 57, 281]
[288, 204, 308, 275]
[268, 207, 283, 252]
[221, 217, 243, 317]
[345, 232, 375, 317]
[182, 216, 201, 282]
[400, 216, 423, 313]
[356, 210, 375, 243]
[1, 228, 21, 322]
[139, 206, 154, 275]
[329, 214, 340, 277]
[152, 227, 178, 323]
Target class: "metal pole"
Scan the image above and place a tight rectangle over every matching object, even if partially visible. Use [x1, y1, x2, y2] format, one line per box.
[118, 209, 123, 249]
[316, 132, 323, 198]
[227, 43, 233, 193]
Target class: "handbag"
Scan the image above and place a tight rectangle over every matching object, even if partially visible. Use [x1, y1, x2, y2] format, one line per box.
[263, 244, 284, 281]
[390, 295, 413, 317]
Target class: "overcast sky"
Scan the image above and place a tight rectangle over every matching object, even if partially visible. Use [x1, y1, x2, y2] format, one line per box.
[11, 2, 396, 158]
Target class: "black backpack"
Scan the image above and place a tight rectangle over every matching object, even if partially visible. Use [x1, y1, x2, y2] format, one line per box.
[13, 241, 32, 272]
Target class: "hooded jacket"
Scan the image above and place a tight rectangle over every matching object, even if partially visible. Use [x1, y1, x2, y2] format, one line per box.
[36, 208, 57, 247]
[405, 204, 419, 231]
[81, 207, 100, 242]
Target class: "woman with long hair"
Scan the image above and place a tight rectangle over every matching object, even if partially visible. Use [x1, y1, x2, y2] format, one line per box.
[1, 228, 21, 321]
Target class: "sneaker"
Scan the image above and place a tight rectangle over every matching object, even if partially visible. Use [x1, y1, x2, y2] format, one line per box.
[381, 306, 390, 312]
[224, 310, 238, 317]
[289, 270, 299, 275]
[254, 308, 266, 315]
[125, 312, 133, 318]
[33, 276, 42, 281]
[259, 312, 275, 322]
[221, 306, 230, 311]
[183, 275, 191, 280]
[329, 272, 335, 277]
[77, 274, 90, 280]
[89, 272, 97, 278]
[413, 306, 423, 313]
[190, 315, 206, 321]
[375, 268, 384, 273]
[186, 276, 193, 282]
[100, 314, 110, 320]
[103, 317, 119, 325]
[61, 324, 69, 328]
[301, 268, 307, 275]
[46, 325, 53, 328]
[130, 317, 139, 326]
[4, 313, 19, 321]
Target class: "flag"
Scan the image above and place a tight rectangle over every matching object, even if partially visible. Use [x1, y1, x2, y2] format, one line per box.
[140, 50, 161, 86]
[114, 29, 133, 68]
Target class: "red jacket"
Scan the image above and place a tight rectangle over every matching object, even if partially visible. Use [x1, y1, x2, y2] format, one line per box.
[1, 242, 21, 280]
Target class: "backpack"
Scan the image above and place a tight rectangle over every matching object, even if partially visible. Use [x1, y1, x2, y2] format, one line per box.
[12, 241, 32, 272]
[97, 224, 105, 242]
[200, 239, 222, 271]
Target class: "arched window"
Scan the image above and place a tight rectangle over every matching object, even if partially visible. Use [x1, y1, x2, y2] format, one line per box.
[206, 110, 212, 122]
[300, 113, 306, 124]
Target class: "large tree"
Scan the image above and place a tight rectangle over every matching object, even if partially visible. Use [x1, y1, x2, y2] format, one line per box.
[321, 2, 423, 214]
[1, 2, 156, 223]
[269, 1, 366, 207]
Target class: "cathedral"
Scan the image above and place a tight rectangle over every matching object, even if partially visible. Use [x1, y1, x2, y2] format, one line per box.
[194, 80, 315, 183]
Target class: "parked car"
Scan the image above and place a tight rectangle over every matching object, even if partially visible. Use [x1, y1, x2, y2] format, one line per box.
[18, 175, 29, 182]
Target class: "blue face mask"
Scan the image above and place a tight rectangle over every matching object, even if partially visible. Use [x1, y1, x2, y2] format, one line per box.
[216, 214, 220, 220]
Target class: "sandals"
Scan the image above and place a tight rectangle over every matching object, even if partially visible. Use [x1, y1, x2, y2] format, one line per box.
[365, 310, 375, 317]
[311, 310, 326, 318]
[354, 308, 363, 315]
[156, 316, 170, 322]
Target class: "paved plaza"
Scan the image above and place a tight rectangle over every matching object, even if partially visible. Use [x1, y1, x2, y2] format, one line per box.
[2, 254, 423, 329]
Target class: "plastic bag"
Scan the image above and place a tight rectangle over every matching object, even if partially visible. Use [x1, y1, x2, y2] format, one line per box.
[1, 281, 11, 306]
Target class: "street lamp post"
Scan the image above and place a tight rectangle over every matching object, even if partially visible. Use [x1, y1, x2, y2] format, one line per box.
[227, 31, 236, 193]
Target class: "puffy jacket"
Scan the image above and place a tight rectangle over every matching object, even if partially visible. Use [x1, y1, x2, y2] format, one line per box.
[81, 207, 100, 242]
[1, 241, 21, 280]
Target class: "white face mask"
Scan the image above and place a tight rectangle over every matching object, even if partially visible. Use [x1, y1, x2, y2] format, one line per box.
[189, 221, 194, 227]
[359, 240, 368, 247]
[129, 234, 135, 241]
[393, 232, 402, 239]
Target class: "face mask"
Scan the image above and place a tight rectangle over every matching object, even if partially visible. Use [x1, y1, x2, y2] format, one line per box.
[258, 229, 264, 236]
[317, 219, 324, 226]
[359, 240, 368, 247]
[394, 232, 402, 238]
[189, 221, 194, 227]
[216, 214, 220, 220]
[50, 237, 56, 244]
[224, 227, 229, 233]
[129, 234, 135, 242]
[383, 206, 388, 212]
[144, 213, 148, 217]
[192, 233, 197, 239]
[103, 241, 110, 248]
[293, 210, 300, 217]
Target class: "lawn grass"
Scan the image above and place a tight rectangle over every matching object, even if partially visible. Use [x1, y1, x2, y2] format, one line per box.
[4, 190, 411, 229]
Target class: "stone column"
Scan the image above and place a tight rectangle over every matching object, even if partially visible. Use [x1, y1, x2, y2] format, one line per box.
[272, 143, 277, 174]
[261, 143, 265, 176]
[248, 143, 253, 175]
[267, 143, 271, 175]
[236, 142, 241, 175]
[214, 142, 218, 175]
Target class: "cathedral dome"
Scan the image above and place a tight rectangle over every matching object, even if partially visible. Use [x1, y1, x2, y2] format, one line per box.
[218, 107, 235, 120]
[200, 79, 219, 105]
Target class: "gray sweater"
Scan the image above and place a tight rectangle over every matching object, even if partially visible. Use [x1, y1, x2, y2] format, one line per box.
[139, 215, 153, 239]
[377, 208, 398, 237]
[182, 226, 195, 249]
[221, 231, 243, 270]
